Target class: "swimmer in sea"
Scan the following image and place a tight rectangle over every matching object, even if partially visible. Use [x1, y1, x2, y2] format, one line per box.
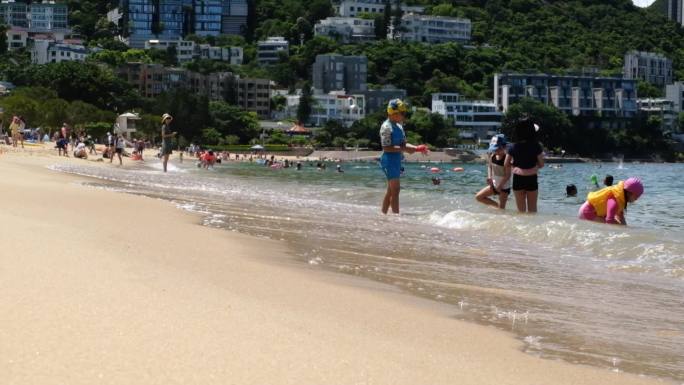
[604, 174, 614, 187]
[578, 177, 643, 225]
[566, 184, 577, 197]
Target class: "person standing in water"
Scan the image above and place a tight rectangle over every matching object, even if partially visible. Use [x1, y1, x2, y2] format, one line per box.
[379, 99, 428, 214]
[160, 113, 176, 172]
[502, 118, 544, 213]
[475, 134, 510, 209]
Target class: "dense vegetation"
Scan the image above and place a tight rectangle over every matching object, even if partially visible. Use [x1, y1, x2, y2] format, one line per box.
[0, 0, 681, 157]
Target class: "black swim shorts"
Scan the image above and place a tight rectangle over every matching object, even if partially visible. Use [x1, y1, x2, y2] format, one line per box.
[512, 174, 538, 192]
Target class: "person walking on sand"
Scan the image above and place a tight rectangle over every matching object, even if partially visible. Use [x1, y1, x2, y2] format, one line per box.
[501, 118, 545, 213]
[9, 116, 24, 148]
[110, 133, 125, 165]
[379, 99, 429, 214]
[160, 113, 176, 172]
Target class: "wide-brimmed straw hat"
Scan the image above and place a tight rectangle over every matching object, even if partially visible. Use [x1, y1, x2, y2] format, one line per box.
[161, 113, 173, 123]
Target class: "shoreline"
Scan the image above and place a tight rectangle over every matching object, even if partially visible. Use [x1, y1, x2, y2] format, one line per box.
[0, 149, 673, 384]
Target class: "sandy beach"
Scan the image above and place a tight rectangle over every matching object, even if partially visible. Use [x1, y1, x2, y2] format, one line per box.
[0, 148, 670, 385]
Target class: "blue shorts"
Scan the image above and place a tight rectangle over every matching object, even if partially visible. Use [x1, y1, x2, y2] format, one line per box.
[380, 153, 402, 180]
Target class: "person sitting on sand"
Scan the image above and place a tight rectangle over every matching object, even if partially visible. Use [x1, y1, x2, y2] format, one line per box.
[578, 177, 643, 225]
[131, 150, 143, 161]
[475, 134, 510, 209]
[73, 141, 88, 159]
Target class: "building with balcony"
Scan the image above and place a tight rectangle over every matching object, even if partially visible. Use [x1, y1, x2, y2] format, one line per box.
[0, 0, 68, 32]
[431, 93, 502, 140]
[494, 72, 638, 119]
[256, 36, 289, 66]
[312, 54, 368, 93]
[623, 51, 673, 86]
[314, 17, 375, 43]
[28, 1, 68, 32]
[398, 14, 471, 44]
[335, 0, 424, 17]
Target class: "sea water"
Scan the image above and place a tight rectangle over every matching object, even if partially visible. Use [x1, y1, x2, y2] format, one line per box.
[52, 159, 684, 381]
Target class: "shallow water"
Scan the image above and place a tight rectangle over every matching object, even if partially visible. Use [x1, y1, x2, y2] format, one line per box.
[52, 158, 684, 381]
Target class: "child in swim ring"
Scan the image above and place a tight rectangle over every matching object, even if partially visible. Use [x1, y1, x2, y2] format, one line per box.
[578, 177, 643, 225]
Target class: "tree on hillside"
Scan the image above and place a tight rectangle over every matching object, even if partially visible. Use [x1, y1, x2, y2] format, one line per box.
[297, 82, 313, 124]
[382, 0, 392, 39]
[501, 98, 572, 153]
[0, 24, 7, 55]
[208, 101, 260, 143]
[391, 0, 404, 39]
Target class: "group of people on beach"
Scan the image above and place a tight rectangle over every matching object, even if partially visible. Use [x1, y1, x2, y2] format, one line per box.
[378, 99, 644, 225]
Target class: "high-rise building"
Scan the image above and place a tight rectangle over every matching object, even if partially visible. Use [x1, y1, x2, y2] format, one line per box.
[668, 0, 684, 25]
[221, 0, 247, 35]
[623, 51, 673, 86]
[193, 0, 222, 36]
[312, 54, 368, 93]
[122, 0, 190, 48]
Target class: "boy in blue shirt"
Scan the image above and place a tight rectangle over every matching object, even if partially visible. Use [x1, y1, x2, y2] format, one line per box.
[379, 99, 428, 214]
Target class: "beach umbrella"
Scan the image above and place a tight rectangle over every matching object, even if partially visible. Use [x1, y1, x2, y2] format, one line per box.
[250, 144, 265, 150]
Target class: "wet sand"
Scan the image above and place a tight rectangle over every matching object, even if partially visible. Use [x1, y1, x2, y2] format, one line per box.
[0, 149, 670, 385]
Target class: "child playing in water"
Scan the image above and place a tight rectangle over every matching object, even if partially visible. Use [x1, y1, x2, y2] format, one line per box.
[578, 177, 643, 225]
[566, 184, 577, 197]
[475, 134, 510, 209]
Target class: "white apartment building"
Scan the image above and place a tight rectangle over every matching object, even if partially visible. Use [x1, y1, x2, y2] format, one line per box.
[145, 39, 196, 63]
[314, 17, 375, 43]
[623, 51, 673, 86]
[31, 38, 87, 64]
[431, 93, 502, 140]
[398, 14, 471, 44]
[287, 90, 366, 127]
[257, 36, 289, 66]
[335, 0, 424, 17]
